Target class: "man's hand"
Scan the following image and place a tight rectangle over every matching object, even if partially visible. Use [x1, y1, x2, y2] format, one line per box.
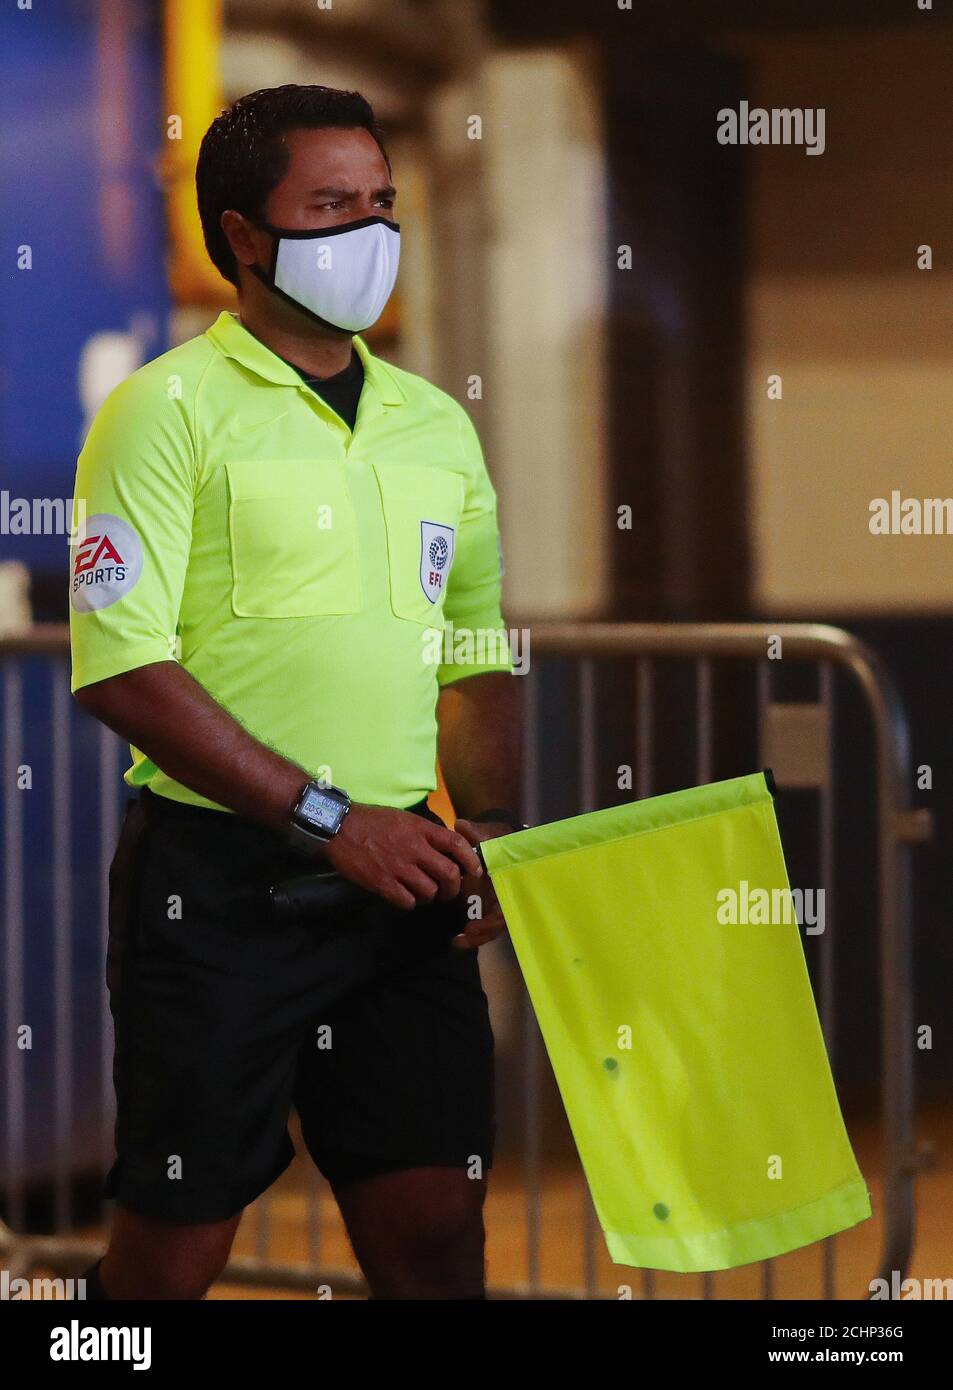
[321, 803, 483, 911]
[449, 819, 512, 951]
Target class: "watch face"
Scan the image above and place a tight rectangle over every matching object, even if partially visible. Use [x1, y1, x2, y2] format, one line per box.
[298, 786, 345, 832]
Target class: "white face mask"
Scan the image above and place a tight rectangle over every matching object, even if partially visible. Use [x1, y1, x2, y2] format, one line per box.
[251, 214, 400, 333]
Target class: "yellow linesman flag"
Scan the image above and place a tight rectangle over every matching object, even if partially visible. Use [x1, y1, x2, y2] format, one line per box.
[481, 772, 872, 1272]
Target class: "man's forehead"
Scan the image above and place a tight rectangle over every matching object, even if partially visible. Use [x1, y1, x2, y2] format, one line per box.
[281, 125, 388, 176]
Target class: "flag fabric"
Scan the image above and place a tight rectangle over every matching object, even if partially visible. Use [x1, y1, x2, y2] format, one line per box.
[481, 772, 871, 1272]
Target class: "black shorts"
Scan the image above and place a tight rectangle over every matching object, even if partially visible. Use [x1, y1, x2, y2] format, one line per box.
[103, 788, 496, 1224]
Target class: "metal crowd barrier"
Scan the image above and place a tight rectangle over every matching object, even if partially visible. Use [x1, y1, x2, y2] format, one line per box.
[0, 622, 930, 1299]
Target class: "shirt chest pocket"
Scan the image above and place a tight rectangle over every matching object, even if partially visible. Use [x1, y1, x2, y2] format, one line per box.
[373, 463, 464, 624]
[225, 458, 361, 618]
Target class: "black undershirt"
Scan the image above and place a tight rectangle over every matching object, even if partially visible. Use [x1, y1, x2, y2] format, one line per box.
[281, 347, 365, 432]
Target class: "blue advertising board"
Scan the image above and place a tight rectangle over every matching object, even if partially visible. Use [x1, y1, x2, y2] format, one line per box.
[0, 0, 168, 1203]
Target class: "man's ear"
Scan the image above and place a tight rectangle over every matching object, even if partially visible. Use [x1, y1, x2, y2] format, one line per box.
[220, 209, 262, 271]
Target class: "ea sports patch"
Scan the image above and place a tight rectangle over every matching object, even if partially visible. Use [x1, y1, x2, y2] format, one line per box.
[419, 519, 455, 603]
[70, 513, 143, 612]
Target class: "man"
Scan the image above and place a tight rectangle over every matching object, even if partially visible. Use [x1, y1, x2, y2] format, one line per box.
[70, 84, 521, 1301]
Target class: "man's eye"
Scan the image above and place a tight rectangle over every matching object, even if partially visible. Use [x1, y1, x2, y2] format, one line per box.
[375, 197, 395, 208]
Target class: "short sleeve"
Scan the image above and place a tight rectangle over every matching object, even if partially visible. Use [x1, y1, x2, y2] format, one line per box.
[438, 406, 513, 687]
[68, 368, 196, 693]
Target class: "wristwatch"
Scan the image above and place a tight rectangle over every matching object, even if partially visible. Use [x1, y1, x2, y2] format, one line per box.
[288, 779, 351, 852]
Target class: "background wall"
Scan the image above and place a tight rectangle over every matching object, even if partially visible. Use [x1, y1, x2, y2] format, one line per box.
[482, 46, 609, 618]
[730, 25, 953, 615]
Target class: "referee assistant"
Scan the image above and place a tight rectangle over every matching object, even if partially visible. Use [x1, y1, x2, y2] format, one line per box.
[70, 85, 521, 1301]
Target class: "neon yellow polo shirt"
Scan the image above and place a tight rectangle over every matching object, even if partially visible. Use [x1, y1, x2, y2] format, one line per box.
[68, 311, 512, 811]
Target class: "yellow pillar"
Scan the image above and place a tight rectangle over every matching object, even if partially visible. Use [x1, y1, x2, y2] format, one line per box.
[162, 0, 231, 306]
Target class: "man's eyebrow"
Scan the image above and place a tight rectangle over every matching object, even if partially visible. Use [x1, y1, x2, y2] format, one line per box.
[308, 185, 397, 199]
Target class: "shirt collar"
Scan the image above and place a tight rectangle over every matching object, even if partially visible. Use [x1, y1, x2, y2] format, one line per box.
[205, 311, 406, 406]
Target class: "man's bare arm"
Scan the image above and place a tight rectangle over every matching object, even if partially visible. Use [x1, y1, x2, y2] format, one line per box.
[75, 661, 311, 829]
[436, 670, 522, 950]
[75, 661, 481, 908]
[436, 670, 522, 821]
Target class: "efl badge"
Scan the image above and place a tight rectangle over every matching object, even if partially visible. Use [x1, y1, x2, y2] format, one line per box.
[419, 520, 455, 603]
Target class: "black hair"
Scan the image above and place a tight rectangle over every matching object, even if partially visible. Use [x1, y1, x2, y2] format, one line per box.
[196, 84, 391, 287]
